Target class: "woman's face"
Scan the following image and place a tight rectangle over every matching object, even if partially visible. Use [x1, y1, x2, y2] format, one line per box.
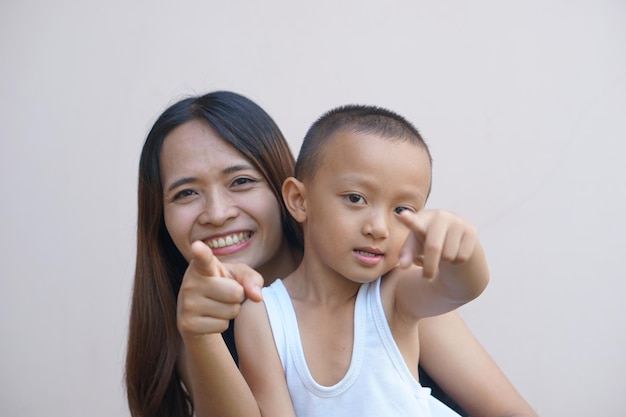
[160, 119, 285, 272]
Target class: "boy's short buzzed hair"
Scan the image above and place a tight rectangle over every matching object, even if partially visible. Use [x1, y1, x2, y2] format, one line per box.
[295, 104, 432, 180]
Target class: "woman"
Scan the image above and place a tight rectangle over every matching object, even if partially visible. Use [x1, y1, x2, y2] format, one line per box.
[125, 90, 537, 417]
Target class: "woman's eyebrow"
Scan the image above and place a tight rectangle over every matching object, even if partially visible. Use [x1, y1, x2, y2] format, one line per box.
[222, 163, 254, 175]
[167, 177, 195, 192]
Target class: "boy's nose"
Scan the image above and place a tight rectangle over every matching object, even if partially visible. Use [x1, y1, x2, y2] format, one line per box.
[363, 210, 389, 239]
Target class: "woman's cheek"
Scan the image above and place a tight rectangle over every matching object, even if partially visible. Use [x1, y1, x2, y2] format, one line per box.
[164, 206, 193, 262]
[267, 197, 285, 236]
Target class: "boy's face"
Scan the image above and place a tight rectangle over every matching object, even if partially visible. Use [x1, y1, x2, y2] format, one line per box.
[301, 130, 431, 284]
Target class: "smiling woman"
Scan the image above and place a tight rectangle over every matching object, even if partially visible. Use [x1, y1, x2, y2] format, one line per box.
[125, 91, 304, 417]
[160, 119, 285, 266]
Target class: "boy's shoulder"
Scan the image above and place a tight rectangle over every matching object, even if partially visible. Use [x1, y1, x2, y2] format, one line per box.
[381, 264, 433, 322]
[380, 263, 423, 296]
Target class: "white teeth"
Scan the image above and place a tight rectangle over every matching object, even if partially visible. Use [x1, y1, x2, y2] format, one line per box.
[207, 232, 250, 249]
[356, 250, 377, 257]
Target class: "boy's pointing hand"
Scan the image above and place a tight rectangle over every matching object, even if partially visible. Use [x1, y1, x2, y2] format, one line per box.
[397, 210, 477, 279]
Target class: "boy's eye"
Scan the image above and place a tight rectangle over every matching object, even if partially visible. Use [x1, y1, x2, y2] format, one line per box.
[346, 193, 365, 205]
[394, 206, 414, 214]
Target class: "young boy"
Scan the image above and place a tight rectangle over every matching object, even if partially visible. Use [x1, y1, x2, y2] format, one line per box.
[235, 105, 490, 416]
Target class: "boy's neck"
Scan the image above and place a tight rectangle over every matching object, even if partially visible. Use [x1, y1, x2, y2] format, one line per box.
[283, 260, 362, 307]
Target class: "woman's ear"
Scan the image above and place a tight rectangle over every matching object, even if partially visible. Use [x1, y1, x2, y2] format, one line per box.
[282, 177, 307, 223]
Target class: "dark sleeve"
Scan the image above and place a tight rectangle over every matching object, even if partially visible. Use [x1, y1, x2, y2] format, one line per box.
[418, 365, 468, 416]
[222, 319, 239, 365]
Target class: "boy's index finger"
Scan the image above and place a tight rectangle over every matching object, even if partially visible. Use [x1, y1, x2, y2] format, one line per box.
[398, 209, 429, 237]
[421, 230, 443, 279]
[190, 240, 229, 278]
[398, 210, 441, 278]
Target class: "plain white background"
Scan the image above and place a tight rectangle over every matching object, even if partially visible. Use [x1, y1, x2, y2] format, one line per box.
[1, 1, 625, 416]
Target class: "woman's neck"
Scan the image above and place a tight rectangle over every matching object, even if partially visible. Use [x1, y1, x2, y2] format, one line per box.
[256, 240, 302, 287]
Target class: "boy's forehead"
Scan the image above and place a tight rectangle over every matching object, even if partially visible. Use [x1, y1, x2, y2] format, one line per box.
[313, 130, 360, 169]
[309, 130, 431, 201]
[318, 129, 431, 172]
[323, 128, 375, 151]
[322, 129, 422, 157]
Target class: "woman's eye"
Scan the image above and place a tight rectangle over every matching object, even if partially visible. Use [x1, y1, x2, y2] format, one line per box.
[173, 189, 196, 200]
[346, 193, 365, 205]
[232, 177, 258, 187]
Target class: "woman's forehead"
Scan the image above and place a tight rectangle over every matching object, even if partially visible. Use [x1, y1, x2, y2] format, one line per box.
[160, 121, 255, 181]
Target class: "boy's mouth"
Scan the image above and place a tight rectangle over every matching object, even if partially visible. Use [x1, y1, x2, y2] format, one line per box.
[353, 248, 384, 266]
[354, 249, 382, 257]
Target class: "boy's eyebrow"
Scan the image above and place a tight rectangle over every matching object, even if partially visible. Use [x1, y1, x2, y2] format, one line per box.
[166, 164, 255, 192]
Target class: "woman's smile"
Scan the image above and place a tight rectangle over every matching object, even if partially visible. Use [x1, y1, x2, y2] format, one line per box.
[204, 231, 253, 255]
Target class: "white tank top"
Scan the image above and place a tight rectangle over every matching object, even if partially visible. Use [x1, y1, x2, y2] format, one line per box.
[262, 277, 460, 417]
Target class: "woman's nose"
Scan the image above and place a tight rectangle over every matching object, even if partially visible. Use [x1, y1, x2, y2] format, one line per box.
[199, 189, 238, 226]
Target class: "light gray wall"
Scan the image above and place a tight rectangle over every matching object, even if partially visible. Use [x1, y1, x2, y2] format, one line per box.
[1, 1, 624, 416]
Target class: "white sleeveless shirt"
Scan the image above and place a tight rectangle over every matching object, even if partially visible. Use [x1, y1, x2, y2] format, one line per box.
[262, 277, 461, 417]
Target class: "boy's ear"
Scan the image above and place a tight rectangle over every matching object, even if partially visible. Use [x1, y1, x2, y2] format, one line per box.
[282, 177, 307, 223]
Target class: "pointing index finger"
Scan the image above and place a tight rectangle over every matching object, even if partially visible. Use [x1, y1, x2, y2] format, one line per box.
[190, 240, 229, 278]
[190, 241, 262, 303]
[398, 210, 440, 278]
[397, 210, 428, 236]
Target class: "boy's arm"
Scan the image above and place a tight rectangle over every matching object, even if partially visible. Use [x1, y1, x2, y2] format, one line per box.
[236, 298, 297, 417]
[392, 210, 490, 319]
[390, 214, 536, 416]
[419, 311, 539, 417]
